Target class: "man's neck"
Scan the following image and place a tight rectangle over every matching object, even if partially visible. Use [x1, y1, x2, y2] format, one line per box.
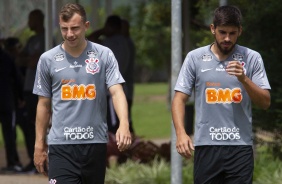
[210, 42, 233, 61]
[63, 40, 87, 58]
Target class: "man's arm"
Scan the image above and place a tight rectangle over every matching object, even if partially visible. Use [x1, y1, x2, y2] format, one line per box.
[34, 96, 52, 176]
[226, 61, 271, 110]
[239, 77, 270, 110]
[108, 84, 131, 151]
[171, 91, 194, 159]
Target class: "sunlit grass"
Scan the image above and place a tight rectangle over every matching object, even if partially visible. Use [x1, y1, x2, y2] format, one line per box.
[132, 83, 171, 139]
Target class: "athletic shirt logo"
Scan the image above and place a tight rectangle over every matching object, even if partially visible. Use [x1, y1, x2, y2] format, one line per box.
[210, 127, 241, 141]
[202, 54, 213, 61]
[54, 53, 65, 61]
[85, 57, 100, 75]
[205, 88, 242, 104]
[64, 126, 94, 140]
[232, 53, 244, 61]
[49, 179, 57, 184]
[87, 50, 97, 58]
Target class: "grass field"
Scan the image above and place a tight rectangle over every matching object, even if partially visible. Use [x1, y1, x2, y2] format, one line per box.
[0, 82, 171, 146]
[132, 82, 171, 139]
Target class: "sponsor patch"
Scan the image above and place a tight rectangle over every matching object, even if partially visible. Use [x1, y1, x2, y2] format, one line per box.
[232, 53, 244, 61]
[216, 64, 225, 72]
[209, 127, 241, 141]
[64, 126, 94, 140]
[70, 61, 82, 68]
[202, 54, 213, 61]
[206, 82, 221, 87]
[54, 53, 65, 61]
[61, 84, 96, 100]
[205, 87, 242, 104]
[87, 50, 97, 58]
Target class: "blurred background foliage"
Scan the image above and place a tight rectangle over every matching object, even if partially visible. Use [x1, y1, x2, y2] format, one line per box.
[0, 0, 281, 158]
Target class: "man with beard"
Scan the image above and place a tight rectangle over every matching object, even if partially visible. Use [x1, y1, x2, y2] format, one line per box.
[172, 5, 271, 184]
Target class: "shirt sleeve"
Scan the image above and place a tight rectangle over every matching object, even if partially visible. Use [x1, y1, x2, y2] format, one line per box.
[33, 55, 52, 97]
[251, 54, 271, 90]
[174, 53, 196, 96]
[105, 49, 125, 89]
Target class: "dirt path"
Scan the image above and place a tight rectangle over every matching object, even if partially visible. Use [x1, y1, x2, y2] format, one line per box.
[0, 174, 47, 184]
[0, 147, 48, 184]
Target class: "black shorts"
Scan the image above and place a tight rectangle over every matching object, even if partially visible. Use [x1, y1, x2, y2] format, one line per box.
[194, 145, 254, 184]
[48, 143, 107, 184]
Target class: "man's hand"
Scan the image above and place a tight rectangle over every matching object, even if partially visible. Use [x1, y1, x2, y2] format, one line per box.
[34, 145, 48, 176]
[116, 125, 132, 152]
[176, 133, 194, 159]
[226, 61, 245, 81]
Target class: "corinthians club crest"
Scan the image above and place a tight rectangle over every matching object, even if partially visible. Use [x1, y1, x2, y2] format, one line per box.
[85, 57, 100, 75]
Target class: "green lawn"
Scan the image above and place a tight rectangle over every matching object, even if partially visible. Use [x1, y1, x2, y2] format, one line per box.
[0, 82, 171, 146]
[132, 82, 171, 139]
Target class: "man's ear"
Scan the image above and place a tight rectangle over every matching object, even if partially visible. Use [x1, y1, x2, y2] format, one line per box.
[210, 24, 215, 34]
[85, 21, 90, 30]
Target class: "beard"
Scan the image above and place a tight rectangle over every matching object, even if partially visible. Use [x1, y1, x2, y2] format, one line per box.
[215, 39, 236, 55]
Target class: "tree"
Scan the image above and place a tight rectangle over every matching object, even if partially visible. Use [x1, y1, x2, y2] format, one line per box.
[114, 0, 171, 82]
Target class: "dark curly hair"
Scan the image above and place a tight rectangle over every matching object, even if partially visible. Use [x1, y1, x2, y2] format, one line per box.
[213, 5, 242, 28]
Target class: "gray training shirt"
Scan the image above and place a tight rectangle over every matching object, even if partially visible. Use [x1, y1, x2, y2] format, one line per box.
[33, 41, 125, 145]
[174, 44, 271, 146]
